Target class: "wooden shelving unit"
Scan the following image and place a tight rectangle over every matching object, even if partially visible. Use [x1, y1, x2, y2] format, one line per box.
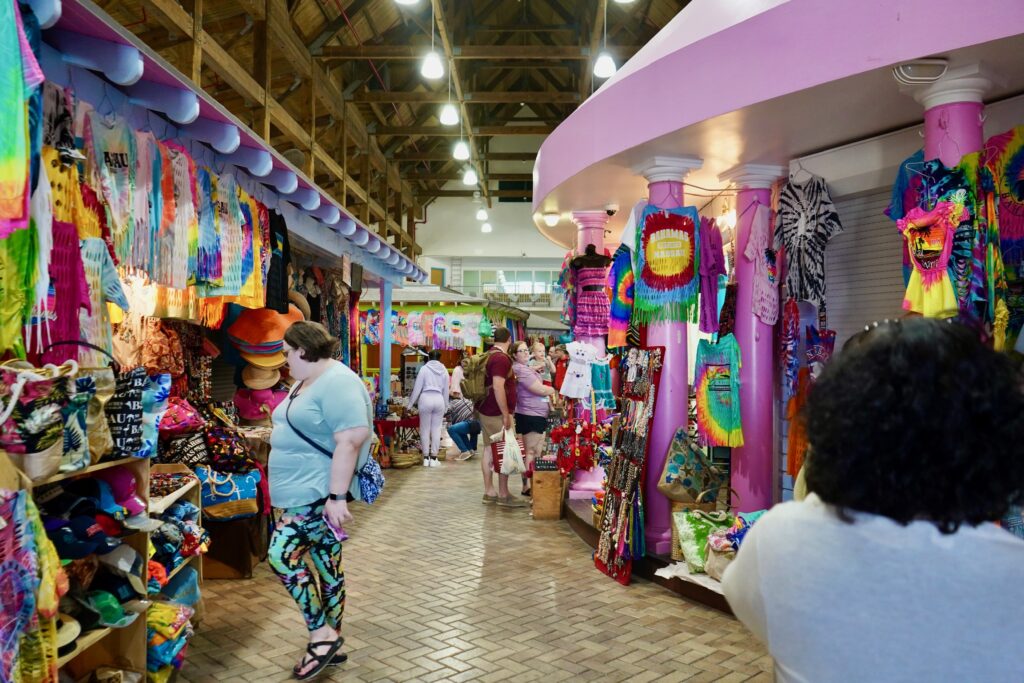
[2, 455, 204, 678]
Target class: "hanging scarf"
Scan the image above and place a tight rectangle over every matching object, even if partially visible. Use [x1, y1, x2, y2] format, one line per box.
[607, 244, 634, 349]
[633, 205, 700, 324]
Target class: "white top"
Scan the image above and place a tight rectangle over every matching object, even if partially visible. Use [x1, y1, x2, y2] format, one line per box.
[722, 493, 1024, 683]
[450, 365, 464, 396]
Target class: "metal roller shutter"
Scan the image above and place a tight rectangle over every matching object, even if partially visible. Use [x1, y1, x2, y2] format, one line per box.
[825, 188, 906, 349]
[779, 187, 905, 500]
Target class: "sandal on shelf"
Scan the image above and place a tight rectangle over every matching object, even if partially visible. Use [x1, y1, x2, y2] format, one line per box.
[292, 639, 344, 680]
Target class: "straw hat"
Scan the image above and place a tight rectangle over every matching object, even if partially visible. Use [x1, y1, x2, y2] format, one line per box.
[240, 350, 287, 370]
[289, 290, 311, 321]
[242, 365, 281, 390]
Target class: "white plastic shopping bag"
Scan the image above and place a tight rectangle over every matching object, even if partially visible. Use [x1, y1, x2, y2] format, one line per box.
[499, 428, 526, 475]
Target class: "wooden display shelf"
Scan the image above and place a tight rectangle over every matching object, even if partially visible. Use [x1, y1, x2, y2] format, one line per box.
[163, 554, 200, 584]
[149, 477, 198, 515]
[56, 627, 112, 668]
[34, 457, 141, 487]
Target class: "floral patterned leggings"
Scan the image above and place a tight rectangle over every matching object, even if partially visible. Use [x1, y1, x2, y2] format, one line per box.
[268, 499, 345, 632]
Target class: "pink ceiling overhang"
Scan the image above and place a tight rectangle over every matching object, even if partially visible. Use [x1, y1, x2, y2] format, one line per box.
[533, 0, 1024, 213]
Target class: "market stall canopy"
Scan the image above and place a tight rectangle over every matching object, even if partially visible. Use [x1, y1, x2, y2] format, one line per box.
[361, 285, 529, 321]
[532, 0, 1024, 246]
[526, 312, 569, 332]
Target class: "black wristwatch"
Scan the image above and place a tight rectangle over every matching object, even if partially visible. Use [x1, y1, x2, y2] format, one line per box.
[328, 493, 343, 501]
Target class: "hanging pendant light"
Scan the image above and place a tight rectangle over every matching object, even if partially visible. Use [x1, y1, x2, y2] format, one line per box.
[395, 0, 418, 5]
[421, 51, 444, 80]
[481, 222, 493, 233]
[475, 208, 488, 221]
[593, 52, 616, 79]
[592, 2, 617, 79]
[463, 167, 479, 186]
[439, 67, 459, 125]
[420, 2, 444, 80]
[453, 139, 470, 160]
[440, 103, 459, 126]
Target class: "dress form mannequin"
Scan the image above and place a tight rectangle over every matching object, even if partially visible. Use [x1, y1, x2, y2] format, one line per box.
[571, 243, 612, 269]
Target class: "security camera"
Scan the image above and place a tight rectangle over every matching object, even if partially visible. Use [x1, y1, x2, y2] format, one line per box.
[605, 203, 619, 216]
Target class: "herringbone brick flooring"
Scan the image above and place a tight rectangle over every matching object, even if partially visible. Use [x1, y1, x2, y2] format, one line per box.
[180, 456, 771, 682]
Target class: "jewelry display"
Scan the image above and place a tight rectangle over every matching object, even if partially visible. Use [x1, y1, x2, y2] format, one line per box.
[594, 347, 664, 585]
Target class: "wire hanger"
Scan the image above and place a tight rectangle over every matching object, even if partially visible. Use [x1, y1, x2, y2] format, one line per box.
[789, 159, 813, 182]
[97, 82, 116, 122]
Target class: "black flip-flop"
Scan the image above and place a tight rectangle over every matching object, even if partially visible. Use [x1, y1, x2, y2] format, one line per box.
[329, 652, 348, 667]
[292, 639, 344, 680]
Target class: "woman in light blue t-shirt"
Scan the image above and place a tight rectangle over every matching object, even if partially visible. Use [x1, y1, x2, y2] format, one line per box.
[267, 321, 371, 680]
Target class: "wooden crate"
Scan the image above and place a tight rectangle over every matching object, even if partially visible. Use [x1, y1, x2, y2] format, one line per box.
[532, 471, 565, 521]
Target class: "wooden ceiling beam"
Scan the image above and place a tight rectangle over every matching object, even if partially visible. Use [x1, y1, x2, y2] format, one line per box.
[403, 172, 532, 182]
[429, 0, 490, 206]
[417, 190, 532, 199]
[317, 44, 634, 60]
[466, 23, 577, 33]
[351, 90, 581, 104]
[393, 151, 535, 161]
[375, 125, 552, 136]
[307, 0, 373, 53]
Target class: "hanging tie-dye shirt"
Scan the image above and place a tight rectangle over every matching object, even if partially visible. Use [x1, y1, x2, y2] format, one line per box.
[0, 1, 44, 236]
[89, 111, 137, 263]
[694, 334, 743, 448]
[897, 198, 965, 318]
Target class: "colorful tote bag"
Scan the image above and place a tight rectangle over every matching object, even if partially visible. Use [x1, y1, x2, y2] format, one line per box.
[657, 427, 727, 503]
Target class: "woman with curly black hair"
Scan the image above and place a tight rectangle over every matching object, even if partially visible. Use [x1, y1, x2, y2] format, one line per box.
[722, 317, 1024, 682]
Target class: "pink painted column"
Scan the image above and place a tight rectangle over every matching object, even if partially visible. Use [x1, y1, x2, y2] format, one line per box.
[568, 210, 610, 499]
[906, 62, 995, 166]
[719, 164, 785, 512]
[635, 156, 703, 556]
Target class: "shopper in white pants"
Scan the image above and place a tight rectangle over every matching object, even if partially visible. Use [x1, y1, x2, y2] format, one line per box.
[408, 349, 450, 467]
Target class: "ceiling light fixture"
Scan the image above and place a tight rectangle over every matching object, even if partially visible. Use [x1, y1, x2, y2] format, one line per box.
[463, 167, 479, 186]
[542, 212, 560, 227]
[593, 2, 617, 79]
[439, 65, 459, 125]
[395, 0, 418, 5]
[420, 2, 444, 80]
[440, 103, 459, 126]
[453, 139, 469, 161]
[892, 59, 949, 85]
[476, 208, 488, 221]
[481, 222, 493, 233]
[613, 0, 635, 4]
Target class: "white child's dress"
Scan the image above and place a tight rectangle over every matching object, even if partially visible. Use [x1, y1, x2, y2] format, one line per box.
[560, 341, 598, 399]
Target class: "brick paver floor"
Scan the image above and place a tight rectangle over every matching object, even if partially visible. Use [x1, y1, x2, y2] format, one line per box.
[180, 455, 770, 682]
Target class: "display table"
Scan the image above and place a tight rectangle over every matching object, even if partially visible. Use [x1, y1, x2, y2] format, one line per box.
[374, 417, 420, 452]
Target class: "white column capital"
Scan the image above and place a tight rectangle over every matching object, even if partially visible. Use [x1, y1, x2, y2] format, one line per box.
[571, 210, 610, 230]
[718, 164, 786, 190]
[901, 62, 1004, 110]
[632, 155, 703, 184]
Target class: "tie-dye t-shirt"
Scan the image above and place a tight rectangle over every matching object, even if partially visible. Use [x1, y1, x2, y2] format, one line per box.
[694, 334, 743, 448]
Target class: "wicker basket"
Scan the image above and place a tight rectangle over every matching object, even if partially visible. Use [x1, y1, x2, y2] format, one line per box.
[391, 452, 422, 469]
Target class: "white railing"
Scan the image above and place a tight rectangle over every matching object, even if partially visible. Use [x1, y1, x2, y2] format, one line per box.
[459, 285, 565, 310]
